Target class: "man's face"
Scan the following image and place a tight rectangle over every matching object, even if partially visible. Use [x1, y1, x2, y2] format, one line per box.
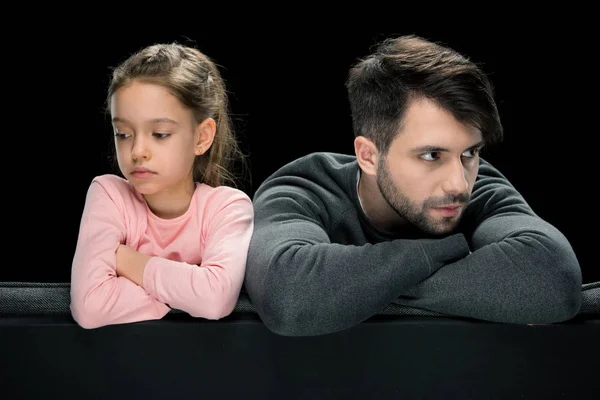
[376, 98, 483, 235]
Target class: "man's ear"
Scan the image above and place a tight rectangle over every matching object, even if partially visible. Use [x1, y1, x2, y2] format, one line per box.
[194, 118, 216, 156]
[354, 136, 379, 176]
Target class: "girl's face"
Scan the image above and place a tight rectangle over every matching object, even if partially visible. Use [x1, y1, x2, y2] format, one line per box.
[110, 81, 208, 207]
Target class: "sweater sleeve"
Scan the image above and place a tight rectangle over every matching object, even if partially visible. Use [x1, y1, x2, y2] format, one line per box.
[142, 190, 254, 320]
[70, 180, 171, 329]
[245, 180, 471, 337]
[395, 162, 582, 324]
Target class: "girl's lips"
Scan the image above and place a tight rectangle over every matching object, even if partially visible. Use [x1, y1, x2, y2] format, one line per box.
[131, 171, 155, 178]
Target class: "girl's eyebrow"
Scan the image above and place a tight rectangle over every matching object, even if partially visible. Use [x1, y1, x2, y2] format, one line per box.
[111, 117, 179, 125]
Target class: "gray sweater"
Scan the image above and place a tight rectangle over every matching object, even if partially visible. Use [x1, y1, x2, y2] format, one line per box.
[245, 152, 582, 336]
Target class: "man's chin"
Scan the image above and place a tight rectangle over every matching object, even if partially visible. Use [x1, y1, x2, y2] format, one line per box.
[423, 219, 460, 236]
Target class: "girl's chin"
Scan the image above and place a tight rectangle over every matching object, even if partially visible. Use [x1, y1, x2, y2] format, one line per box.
[131, 182, 162, 196]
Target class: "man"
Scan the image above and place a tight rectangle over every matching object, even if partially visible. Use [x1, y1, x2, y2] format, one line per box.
[245, 34, 582, 336]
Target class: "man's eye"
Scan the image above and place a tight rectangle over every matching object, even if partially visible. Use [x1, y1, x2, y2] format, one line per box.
[420, 152, 439, 161]
[462, 148, 480, 158]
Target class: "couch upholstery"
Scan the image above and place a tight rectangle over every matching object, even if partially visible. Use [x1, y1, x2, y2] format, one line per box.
[1, 282, 598, 398]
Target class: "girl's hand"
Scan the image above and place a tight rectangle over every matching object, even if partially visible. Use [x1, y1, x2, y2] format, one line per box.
[116, 244, 151, 287]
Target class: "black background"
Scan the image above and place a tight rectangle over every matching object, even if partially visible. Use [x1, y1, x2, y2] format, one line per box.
[3, 15, 596, 284]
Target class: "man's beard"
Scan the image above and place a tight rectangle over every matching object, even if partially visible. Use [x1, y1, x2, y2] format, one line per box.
[376, 158, 469, 235]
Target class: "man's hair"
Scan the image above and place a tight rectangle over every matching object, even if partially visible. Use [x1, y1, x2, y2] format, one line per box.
[346, 34, 503, 154]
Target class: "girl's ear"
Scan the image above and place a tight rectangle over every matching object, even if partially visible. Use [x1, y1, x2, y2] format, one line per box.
[195, 118, 216, 156]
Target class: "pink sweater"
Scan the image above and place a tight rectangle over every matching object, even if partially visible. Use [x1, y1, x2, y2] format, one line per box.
[70, 174, 254, 329]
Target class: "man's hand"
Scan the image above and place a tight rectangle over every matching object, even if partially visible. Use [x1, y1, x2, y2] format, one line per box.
[116, 244, 151, 287]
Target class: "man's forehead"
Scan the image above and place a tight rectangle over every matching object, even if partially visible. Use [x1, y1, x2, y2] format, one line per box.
[393, 125, 483, 150]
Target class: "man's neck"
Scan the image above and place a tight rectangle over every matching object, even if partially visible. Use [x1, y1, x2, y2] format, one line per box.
[357, 171, 407, 232]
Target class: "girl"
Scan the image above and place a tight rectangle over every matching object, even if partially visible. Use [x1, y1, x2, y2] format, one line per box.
[70, 43, 254, 329]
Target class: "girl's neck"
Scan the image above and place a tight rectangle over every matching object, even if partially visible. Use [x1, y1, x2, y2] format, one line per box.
[143, 180, 197, 220]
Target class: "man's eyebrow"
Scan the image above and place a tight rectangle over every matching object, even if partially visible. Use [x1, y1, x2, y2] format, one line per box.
[410, 145, 449, 153]
[466, 140, 485, 151]
[111, 117, 179, 125]
[410, 141, 485, 153]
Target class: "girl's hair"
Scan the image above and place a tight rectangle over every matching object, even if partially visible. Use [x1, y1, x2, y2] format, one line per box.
[106, 42, 247, 188]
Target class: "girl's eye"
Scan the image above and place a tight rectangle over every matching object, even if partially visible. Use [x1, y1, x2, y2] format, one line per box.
[114, 132, 130, 139]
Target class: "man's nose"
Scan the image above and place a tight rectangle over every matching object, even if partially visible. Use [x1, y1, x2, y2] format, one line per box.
[442, 160, 469, 195]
